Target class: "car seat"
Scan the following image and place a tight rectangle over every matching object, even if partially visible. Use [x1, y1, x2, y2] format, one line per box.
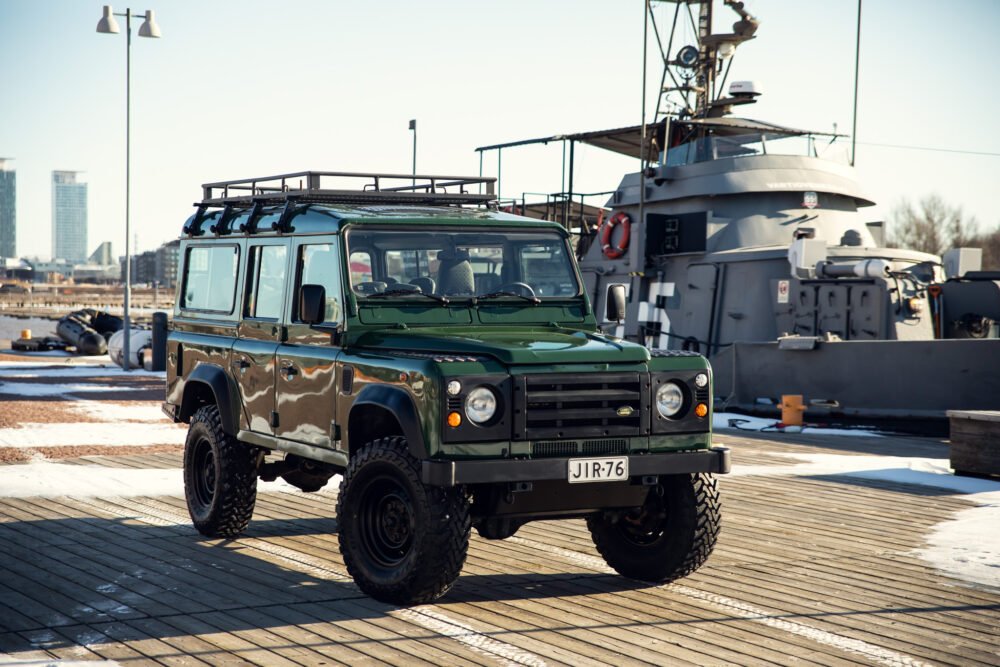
[436, 249, 474, 296]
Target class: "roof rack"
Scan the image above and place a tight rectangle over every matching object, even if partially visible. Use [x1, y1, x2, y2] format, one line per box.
[197, 170, 497, 208]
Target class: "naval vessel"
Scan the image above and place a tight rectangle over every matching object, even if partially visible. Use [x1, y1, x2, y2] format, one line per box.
[476, 0, 1000, 422]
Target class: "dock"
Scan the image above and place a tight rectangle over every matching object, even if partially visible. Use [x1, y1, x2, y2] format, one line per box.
[0, 359, 997, 666]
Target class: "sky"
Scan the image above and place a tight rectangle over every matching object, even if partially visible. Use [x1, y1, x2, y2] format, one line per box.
[1, 0, 999, 260]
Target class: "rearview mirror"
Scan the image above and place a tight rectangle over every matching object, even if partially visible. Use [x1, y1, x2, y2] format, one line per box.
[299, 284, 326, 325]
[606, 283, 627, 322]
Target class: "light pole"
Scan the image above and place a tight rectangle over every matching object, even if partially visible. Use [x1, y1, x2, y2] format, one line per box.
[409, 119, 417, 188]
[96, 5, 161, 371]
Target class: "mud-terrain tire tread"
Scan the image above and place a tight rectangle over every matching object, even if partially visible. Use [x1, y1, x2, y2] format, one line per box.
[337, 436, 470, 605]
[183, 405, 258, 538]
[587, 472, 720, 583]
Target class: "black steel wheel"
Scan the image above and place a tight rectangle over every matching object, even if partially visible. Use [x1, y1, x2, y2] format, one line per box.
[183, 405, 259, 538]
[337, 437, 470, 605]
[587, 473, 720, 583]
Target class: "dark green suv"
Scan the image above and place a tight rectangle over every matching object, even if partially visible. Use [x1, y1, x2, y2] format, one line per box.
[163, 171, 729, 604]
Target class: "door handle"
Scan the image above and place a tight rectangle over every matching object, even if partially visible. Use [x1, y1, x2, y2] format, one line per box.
[280, 364, 298, 378]
[236, 358, 250, 371]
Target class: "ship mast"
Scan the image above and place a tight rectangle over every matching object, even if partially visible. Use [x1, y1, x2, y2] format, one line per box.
[649, 0, 758, 123]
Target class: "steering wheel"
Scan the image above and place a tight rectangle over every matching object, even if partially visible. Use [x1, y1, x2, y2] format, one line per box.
[496, 282, 536, 298]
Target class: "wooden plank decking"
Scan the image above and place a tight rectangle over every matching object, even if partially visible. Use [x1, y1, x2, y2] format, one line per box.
[0, 432, 998, 666]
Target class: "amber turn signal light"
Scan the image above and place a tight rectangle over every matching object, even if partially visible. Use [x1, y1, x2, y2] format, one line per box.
[694, 403, 708, 418]
[447, 412, 462, 428]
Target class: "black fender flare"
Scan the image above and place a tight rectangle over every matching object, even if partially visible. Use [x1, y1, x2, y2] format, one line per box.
[350, 384, 428, 459]
[180, 363, 242, 436]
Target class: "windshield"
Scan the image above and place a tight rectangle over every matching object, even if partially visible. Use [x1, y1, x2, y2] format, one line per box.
[345, 229, 581, 301]
[664, 131, 850, 167]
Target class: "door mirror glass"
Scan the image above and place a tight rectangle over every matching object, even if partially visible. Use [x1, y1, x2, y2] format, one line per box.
[299, 284, 326, 325]
[606, 283, 627, 322]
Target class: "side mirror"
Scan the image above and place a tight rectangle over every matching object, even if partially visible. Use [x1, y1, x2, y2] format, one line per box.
[299, 284, 326, 324]
[606, 283, 627, 322]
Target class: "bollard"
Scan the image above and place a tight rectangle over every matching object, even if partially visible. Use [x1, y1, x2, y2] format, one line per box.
[780, 394, 806, 426]
[151, 311, 168, 372]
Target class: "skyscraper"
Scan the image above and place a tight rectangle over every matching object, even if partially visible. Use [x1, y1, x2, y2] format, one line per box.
[52, 171, 88, 263]
[0, 159, 15, 260]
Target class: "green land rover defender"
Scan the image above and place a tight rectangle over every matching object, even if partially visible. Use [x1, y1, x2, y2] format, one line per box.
[163, 171, 730, 604]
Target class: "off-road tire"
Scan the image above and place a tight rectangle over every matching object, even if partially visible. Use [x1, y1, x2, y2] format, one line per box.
[337, 436, 470, 605]
[587, 472, 720, 583]
[183, 405, 259, 538]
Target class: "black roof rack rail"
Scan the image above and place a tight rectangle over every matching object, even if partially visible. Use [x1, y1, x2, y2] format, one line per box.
[197, 170, 497, 209]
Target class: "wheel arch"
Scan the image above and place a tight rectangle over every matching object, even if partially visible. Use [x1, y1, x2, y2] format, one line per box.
[179, 363, 242, 436]
[347, 385, 428, 460]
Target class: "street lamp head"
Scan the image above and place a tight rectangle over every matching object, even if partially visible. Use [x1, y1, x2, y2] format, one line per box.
[96, 5, 120, 34]
[138, 10, 161, 38]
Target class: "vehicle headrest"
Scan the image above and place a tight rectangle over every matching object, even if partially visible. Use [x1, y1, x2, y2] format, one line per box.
[437, 249, 470, 262]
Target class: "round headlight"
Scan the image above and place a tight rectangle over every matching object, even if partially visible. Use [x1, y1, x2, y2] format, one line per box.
[694, 373, 709, 388]
[656, 382, 685, 418]
[465, 386, 497, 424]
[447, 380, 462, 396]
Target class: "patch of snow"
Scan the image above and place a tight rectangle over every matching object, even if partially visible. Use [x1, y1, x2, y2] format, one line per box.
[0, 423, 185, 448]
[915, 501, 1000, 594]
[0, 382, 124, 397]
[0, 460, 338, 498]
[0, 354, 110, 365]
[0, 363, 164, 378]
[732, 451, 1000, 592]
[728, 452, 952, 480]
[713, 411, 882, 437]
[69, 401, 167, 423]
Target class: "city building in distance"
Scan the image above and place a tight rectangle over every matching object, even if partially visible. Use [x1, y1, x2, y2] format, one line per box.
[0, 159, 15, 260]
[52, 170, 88, 263]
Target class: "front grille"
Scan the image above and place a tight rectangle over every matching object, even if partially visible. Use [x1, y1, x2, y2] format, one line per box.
[581, 439, 628, 455]
[531, 439, 629, 458]
[532, 441, 579, 457]
[522, 373, 644, 439]
[696, 387, 710, 404]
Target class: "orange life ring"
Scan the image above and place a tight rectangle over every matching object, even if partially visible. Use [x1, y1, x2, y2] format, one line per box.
[600, 211, 631, 259]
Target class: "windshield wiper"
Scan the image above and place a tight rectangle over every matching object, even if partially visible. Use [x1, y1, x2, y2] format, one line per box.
[474, 290, 541, 305]
[365, 289, 450, 305]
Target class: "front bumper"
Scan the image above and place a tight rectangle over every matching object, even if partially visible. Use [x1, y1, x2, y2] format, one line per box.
[421, 446, 730, 487]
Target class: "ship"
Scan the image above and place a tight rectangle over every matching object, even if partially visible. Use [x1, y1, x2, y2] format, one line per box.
[476, 0, 1000, 423]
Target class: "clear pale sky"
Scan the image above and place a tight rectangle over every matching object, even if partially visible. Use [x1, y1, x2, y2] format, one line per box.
[2, 0, 998, 260]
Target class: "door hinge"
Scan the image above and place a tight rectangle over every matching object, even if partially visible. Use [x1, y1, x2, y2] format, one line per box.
[270, 411, 280, 428]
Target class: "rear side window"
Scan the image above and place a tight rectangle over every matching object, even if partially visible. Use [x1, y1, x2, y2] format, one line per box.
[182, 245, 239, 313]
[245, 244, 288, 319]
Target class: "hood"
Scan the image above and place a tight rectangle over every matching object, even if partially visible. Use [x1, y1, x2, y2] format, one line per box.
[354, 328, 650, 365]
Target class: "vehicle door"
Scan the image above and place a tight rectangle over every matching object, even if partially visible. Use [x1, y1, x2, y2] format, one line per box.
[274, 237, 344, 448]
[232, 239, 290, 435]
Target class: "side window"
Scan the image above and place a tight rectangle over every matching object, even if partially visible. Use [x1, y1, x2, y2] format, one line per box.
[299, 242, 343, 324]
[182, 245, 239, 313]
[245, 244, 287, 319]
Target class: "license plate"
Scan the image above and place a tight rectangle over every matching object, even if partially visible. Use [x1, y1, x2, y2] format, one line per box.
[567, 456, 628, 484]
